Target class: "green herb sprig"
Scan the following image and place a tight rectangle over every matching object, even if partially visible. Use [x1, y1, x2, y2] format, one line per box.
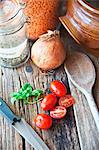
[10, 83, 43, 104]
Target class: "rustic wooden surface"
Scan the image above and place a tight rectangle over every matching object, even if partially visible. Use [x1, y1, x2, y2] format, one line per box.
[63, 28, 99, 150]
[61, 28, 99, 109]
[68, 80, 99, 150]
[0, 61, 80, 150]
[0, 27, 99, 150]
[64, 51, 99, 131]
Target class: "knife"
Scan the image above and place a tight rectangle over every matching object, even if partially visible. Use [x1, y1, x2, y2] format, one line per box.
[0, 97, 49, 150]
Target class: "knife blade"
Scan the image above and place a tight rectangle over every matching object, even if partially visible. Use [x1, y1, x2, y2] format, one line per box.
[0, 97, 49, 150]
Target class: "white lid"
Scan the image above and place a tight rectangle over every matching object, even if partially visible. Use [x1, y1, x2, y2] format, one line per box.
[0, 0, 21, 24]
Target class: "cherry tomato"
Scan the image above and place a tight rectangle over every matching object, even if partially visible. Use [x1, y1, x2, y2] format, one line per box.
[59, 95, 75, 108]
[50, 106, 66, 119]
[34, 114, 52, 129]
[41, 94, 57, 110]
[50, 80, 67, 97]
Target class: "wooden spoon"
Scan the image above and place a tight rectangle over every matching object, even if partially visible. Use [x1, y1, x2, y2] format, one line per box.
[64, 51, 99, 132]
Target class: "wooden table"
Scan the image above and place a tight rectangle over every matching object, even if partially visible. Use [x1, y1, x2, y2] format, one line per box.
[0, 27, 99, 150]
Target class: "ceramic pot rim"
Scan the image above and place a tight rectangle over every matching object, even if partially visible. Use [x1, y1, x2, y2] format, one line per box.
[78, 0, 99, 14]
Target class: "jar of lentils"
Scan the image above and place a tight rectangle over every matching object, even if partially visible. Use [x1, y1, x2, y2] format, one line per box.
[0, 0, 30, 68]
[24, 0, 61, 40]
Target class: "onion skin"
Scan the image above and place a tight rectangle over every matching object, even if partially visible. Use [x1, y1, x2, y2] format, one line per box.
[31, 32, 66, 71]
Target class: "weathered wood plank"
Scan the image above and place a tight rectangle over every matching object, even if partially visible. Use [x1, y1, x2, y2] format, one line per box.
[0, 68, 23, 150]
[68, 79, 99, 150]
[0, 60, 80, 150]
[0, 27, 99, 150]
[61, 27, 99, 150]
[61, 27, 99, 109]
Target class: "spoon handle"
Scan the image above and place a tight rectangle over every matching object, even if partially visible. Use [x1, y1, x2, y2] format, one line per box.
[84, 92, 99, 132]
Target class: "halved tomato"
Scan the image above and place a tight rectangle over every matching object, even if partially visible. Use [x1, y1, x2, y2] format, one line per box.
[34, 114, 52, 129]
[50, 106, 66, 119]
[50, 80, 67, 97]
[59, 95, 75, 108]
[41, 94, 57, 110]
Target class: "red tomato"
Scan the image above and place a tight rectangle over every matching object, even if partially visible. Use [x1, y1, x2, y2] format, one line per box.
[59, 95, 75, 108]
[34, 114, 52, 129]
[50, 80, 67, 97]
[50, 106, 66, 119]
[41, 94, 57, 110]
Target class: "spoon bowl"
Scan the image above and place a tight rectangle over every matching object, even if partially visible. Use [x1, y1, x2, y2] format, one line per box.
[65, 52, 95, 93]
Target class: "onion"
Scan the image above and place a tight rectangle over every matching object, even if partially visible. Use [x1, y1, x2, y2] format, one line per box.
[31, 30, 66, 71]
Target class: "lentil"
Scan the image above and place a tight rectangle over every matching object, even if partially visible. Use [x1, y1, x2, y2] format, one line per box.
[24, 0, 61, 40]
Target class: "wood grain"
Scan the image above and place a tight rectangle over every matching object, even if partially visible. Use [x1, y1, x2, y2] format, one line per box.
[0, 60, 80, 150]
[64, 52, 99, 131]
[69, 80, 99, 150]
[0, 26, 99, 150]
[68, 79, 99, 150]
[61, 27, 99, 109]
[61, 28, 99, 150]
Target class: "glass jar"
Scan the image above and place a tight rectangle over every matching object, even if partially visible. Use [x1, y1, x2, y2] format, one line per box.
[0, 0, 30, 68]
